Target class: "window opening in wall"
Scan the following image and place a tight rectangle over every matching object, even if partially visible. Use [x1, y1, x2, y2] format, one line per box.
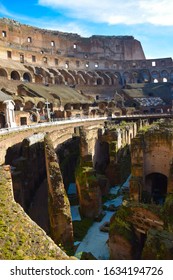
[20, 117, 27, 126]
[152, 61, 156, 67]
[51, 41, 55, 47]
[73, 43, 77, 49]
[7, 51, 12, 58]
[40, 50, 44, 54]
[86, 62, 89, 68]
[2, 31, 6, 37]
[27, 37, 32, 43]
[163, 77, 167, 82]
[84, 54, 88, 58]
[43, 57, 47, 64]
[76, 60, 80, 67]
[55, 58, 58, 65]
[95, 62, 99, 68]
[154, 78, 158, 83]
[32, 55, 36, 62]
[20, 54, 24, 63]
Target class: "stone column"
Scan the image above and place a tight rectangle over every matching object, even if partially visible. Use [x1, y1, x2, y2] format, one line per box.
[3, 100, 16, 127]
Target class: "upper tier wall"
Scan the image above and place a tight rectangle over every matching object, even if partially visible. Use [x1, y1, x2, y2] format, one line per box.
[0, 18, 145, 61]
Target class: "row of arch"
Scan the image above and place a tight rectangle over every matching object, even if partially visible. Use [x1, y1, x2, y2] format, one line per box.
[122, 69, 173, 84]
[0, 68, 32, 82]
[1, 65, 173, 86]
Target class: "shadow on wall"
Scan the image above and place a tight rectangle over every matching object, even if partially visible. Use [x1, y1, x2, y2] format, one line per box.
[145, 172, 167, 204]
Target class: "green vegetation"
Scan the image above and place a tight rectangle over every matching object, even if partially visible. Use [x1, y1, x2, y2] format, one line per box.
[0, 166, 72, 260]
[109, 215, 135, 243]
[73, 218, 94, 241]
[162, 194, 173, 231]
[142, 229, 173, 260]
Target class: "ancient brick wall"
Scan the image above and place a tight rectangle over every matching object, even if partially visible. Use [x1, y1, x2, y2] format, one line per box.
[0, 165, 74, 259]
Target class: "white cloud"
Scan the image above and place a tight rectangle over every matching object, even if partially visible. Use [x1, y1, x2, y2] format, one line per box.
[0, 3, 90, 37]
[38, 0, 173, 26]
[42, 21, 91, 37]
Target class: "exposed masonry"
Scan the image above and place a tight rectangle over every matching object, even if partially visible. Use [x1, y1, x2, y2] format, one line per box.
[0, 18, 173, 85]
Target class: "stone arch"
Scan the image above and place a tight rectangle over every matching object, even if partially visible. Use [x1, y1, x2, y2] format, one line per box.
[59, 69, 75, 85]
[68, 70, 78, 84]
[106, 72, 119, 85]
[160, 70, 169, 82]
[48, 68, 65, 84]
[11, 70, 20, 80]
[78, 71, 94, 85]
[170, 71, 173, 82]
[114, 72, 122, 85]
[76, 72, 86, 85]
[96, 71, 111, 85]
[0, 68, 8, 78]
[123, 71, 131, 84]
[14, 99, 23, 111]
[108, 101, 115, 109]
[77, 71, 89, 85]
[151, 71, 159, 82]
[37, 101, 45, 114]
[132, 71, 140, 83]
[97, 77, 104, 85]
[64, 103, 71, 110]
[145, 172, 167, 204]
[35, 74, 43, 83]
[24, 100, 34, 111]
[23, 72, 32, 82]
[140, 70, 151, 83]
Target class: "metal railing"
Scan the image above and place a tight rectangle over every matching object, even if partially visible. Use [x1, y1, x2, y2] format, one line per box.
[0, 116, 107, 135]
[0, 113, 172, 136]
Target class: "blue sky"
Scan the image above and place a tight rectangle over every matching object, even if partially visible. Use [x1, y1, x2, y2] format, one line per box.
[0, 0, 172, 59]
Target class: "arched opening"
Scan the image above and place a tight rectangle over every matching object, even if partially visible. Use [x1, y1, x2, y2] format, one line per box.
[14, 100, 23, 111]
[0, 68, 8, 78]
[145, 173, 167, 204]
[151, 71, 159, 83]
[23, 72, 32, 82]
[141, 70, 150, 83]
[0, 112, 5, 128]
[11, 71, 20, 80]
[94, 141, 110, 174]
[161, 70, 169, 82]
[97, 78, 103, 85]
[24, 101, 34, 111]
[37, 101, 45, 114]
[163, 77, 167, 82]
[123, 72, 131, 83]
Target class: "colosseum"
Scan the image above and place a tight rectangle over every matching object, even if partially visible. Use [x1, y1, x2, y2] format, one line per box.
[0, 17, 173, 128]
[1, 16, 173, 261]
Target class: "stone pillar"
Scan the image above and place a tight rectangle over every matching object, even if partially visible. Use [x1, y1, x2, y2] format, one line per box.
[44, 135, 74, 250]
[130, 136, 144, 201]
[3, 100, 16, 127]
[116, 129, 122, 149]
